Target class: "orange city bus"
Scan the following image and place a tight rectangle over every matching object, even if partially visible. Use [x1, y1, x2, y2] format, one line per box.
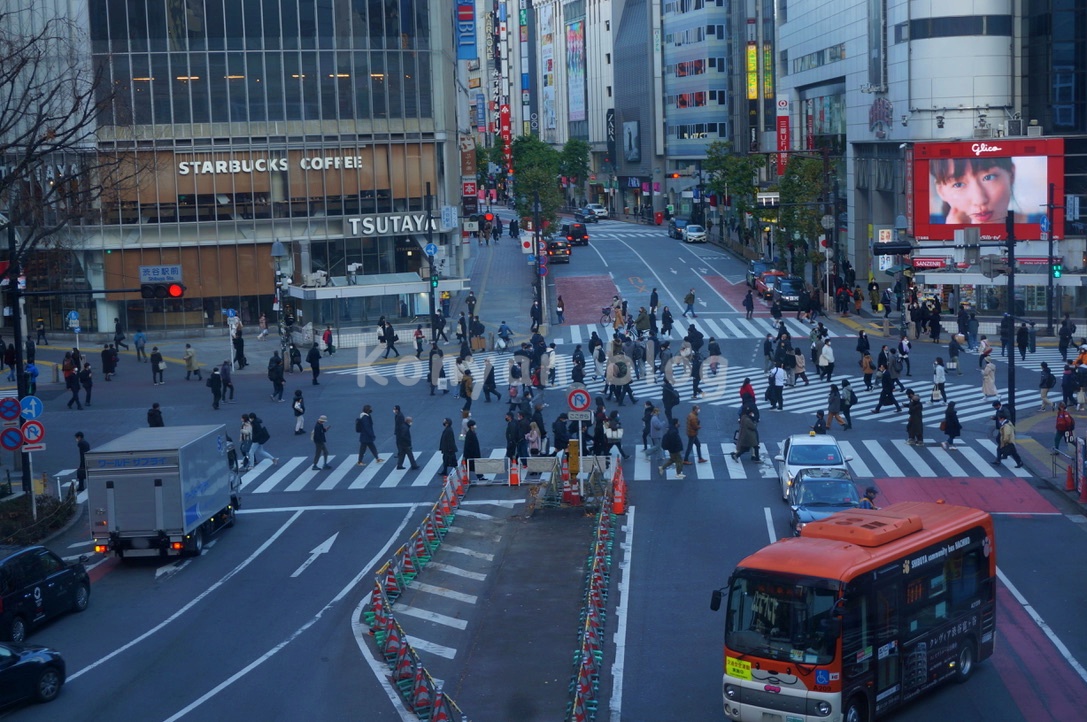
[710, 502, 996, 722]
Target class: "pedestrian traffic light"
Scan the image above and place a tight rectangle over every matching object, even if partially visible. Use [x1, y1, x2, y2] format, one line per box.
[483, 212, 494, 223]
[1052, 262, 1062, 278]
[429, 274, 439, 289]
[140, 283, 186, 299]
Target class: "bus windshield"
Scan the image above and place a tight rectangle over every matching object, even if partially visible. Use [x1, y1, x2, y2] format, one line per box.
[725, 572, 840, 666]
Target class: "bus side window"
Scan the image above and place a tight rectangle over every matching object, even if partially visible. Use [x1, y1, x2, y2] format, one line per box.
[948, 550, 981, 612]
[841, 594, 869, 678]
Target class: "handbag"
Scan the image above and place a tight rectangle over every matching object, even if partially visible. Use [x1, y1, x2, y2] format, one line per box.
[157, 361, 166, 371]
[931, 386, 941, 402]
[948, 358, 958, 370]
[939, 421, 947, 431]
[437, 377, 448, 391]
[1078, 389, 1086, 406]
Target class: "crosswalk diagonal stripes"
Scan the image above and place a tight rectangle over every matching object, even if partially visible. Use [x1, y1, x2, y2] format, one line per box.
[541, 317, 842, 347]
[228, 432, 1034, 496]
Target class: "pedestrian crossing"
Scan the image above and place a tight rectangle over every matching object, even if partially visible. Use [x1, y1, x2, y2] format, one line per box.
[330, 345, 1034, 430]
[230, 433, 1028, 496]
[550, 315, 838, 346]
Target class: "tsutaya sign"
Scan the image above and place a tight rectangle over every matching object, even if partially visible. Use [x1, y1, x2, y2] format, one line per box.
[346, 213, 439, 237]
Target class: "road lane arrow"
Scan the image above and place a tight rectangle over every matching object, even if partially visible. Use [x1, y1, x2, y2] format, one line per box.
[291, 532, 339, 578]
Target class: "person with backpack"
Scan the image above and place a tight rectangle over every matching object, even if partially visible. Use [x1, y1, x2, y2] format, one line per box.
[292, 390, 306, 434]
[1055, 402, 1076, 452]
[658, 418, 686, 479]
[608, 354, 636, 405]
[248, 413, 278, 466]
[354, 404, 382, 465]
[827, 385, 846, 430]
[311, 415, 332, 470]
[839, 380, 857, 429]
[1039, 361, 1057, 411]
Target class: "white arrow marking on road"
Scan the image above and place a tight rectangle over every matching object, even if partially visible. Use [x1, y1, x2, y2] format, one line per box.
[698, 267, 708, 274]
[698, 299, 708, 306]
[291, 532, 339, 578]
[670, 268, 677, 274]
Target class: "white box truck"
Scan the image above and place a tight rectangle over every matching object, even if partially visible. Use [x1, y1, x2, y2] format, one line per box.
[87, 425, 241, 558]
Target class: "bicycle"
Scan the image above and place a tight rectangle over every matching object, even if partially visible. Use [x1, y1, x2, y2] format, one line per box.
[599, 307, 614, 325]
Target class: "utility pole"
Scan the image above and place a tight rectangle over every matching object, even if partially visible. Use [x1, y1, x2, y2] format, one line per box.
[426, 182, 438, 344]
[1045, 182, 1058, 336]
[533, 192, 545, 329]
[6, 222, 31, 494]
[1006, 211, 1017, 424]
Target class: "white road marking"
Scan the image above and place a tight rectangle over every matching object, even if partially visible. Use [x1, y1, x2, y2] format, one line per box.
[405, 580, 478, 604]
[405, 635, 457, 660]
[394, 604, 469, 630]
[425, 562, 487, 582]
[609, 505, 635, 720]
[441, 545, 495, 561]
[998, 567, 1087, 685]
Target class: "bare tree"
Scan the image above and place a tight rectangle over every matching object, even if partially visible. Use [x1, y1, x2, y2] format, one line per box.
[0, 6, 126, 261]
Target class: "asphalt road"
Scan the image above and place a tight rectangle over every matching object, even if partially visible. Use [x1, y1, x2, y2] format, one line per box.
[6, 217, 1087, 721]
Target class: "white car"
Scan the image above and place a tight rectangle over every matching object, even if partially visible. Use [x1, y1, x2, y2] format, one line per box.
[682, 224, 707, 243]
[585, 203, 608, 219]
[774, 433, 853, 501]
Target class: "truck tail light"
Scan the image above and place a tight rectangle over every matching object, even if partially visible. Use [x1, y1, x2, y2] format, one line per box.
[170, 542, 184, 551]
[93, 544, 109, 554]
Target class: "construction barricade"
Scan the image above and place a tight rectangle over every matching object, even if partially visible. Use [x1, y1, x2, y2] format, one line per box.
[362, 470, 468, 720]
[565, 481, 617, 722]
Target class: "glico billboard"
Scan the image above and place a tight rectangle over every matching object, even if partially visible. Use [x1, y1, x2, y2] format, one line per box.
[910, 138, 1064, 241]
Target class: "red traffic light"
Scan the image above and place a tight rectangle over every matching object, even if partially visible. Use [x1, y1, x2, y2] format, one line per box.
[483, 213, 495, 222]
[140, 283, 186, 299]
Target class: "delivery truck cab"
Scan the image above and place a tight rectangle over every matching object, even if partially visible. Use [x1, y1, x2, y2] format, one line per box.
[87, 425, 240, 559]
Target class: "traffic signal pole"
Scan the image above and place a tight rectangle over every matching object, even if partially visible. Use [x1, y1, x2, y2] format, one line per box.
[426, 183, 438, 344]
[1046, 182, 1056, 336]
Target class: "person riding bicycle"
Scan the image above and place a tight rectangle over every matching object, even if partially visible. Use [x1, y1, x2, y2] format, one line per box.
[497, 321, 513, 344]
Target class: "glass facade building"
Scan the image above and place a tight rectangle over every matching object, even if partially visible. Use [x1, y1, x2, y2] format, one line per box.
[26, 0, 459, 334]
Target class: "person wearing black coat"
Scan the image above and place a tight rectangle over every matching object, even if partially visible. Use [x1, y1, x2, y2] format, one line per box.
[147, 402, 164, 427]
[268, 352, 285, 401]
[395, 415, 420, 470]
[439, 418, 458, 477]
[482, 364, 500, 402]
[941, 401, 962, 450]
[552, 413, 570, 454]
[355, 405, 382, 465]
[872, 365, 902, 413]
[207, 367, 223, 409]
[504, 413, 520, 460]
[306, 342, 321, 385]
[78, 363, 94, 406]
[662, 379, 681, 423]
[463, 420, 483, 481]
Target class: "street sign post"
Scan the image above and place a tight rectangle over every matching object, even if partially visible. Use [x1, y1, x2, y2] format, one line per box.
[567, 411, 592, 421]
[21, 420, 44, 445]
[424, 243, 438, 257]
[567, 388, 591, 412]
[20, 396, 43, 420]
[0, 397, 21, 423]
[0, 427, 22, 451]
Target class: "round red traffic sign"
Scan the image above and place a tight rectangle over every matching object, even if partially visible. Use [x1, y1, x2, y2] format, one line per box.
[0, 396, 20, 422]
[567, 388, 591, 412]
[21, 420, 44, 444]
[0, 427, 22, 451]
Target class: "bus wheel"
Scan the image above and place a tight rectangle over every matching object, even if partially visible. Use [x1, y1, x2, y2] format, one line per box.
[955, 639, 976, 683]
[844, 695, 869, 722]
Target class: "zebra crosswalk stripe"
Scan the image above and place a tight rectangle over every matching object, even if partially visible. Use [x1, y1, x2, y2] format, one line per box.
[863, 439, 903, 477]
[253, 456, 306, 493]
[837, 441, 872, 477]
[892, 440, 936, 477]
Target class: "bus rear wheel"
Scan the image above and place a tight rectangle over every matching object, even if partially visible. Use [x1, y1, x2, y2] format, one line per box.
[955, 639, 976, 683]
[844, 695, 870, 722]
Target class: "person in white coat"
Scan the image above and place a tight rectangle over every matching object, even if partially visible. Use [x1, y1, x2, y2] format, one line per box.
[817, 339, 835, 381]
[932, 358, 948, 403]
[981, 357, 998, 399]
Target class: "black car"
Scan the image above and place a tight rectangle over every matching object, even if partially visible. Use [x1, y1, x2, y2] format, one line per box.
[772, 276, 806, 310]
[667, 217, 689, 239]
[573, 207, 599, 223]
[0, 546, 90, 644]
[788, 468, 862, 535]
[0, 642, 65, 707]
[546, 238, 572, 263]
[560, 222, 590, 246]
[746, 260, 773, 289]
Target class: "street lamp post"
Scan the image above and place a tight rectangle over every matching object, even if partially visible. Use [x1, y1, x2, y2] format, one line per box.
[270, 239, 288, 357]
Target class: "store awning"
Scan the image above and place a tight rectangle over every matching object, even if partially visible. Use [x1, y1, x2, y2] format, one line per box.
[287, 272, 468, 300]
[911, 272, 1080, 286]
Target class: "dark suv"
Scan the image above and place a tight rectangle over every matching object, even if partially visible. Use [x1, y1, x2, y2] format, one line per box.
[0, 546, 90, 644]
[573, 207, 599, 223]
[560, 222, 590, 246]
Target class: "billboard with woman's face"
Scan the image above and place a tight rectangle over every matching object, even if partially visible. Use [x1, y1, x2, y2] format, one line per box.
[911, 138, 1064, 241]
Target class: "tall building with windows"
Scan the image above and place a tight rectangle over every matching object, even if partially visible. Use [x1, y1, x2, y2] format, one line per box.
[17, 0, 463, 334]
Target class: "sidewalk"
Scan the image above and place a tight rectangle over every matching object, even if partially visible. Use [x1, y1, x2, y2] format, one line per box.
[1018, 409, 1087, 513]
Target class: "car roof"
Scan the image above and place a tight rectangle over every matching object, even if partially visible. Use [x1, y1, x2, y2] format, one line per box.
[787, 433, 842, 446]
[0, 545, 40, 562]
[795, 467, 852, 480]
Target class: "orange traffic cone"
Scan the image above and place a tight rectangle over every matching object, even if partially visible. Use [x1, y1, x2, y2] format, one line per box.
[391, 639, 414, 682]
[413, 531, 431, 564]
[383, 564, 401, 599]
[383, 617, 402, 661]
[412, 664, 432, 714]
[509, 459, 521, 486]
[1066, 463, 1076, 492]
[431, 691, 455, 722]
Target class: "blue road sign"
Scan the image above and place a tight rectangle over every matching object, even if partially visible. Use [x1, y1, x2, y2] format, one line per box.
[539, 266, 549, 277]
[73, 327, 81, 334]
[424, 243, 438, 257]
[216, 435, 224, 453]
[0, 427, 22, 451]
[66, 310, 80, 322]
[227, 309, 237, 318]
[0, 397, 20, 421]
[1041, 215, 1051, 233]
[20, 396, 43, 420]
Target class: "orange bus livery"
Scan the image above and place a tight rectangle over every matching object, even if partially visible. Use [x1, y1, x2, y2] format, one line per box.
[710, 501, 996, 722]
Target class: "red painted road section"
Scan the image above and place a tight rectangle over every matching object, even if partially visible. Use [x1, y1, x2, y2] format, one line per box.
[554, 274, 619, 324]
[87, 556, 119, 583]
[873, 476, 1058, 515]
[700, 275, 751, 315]
[993, 584, 1087, 721]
